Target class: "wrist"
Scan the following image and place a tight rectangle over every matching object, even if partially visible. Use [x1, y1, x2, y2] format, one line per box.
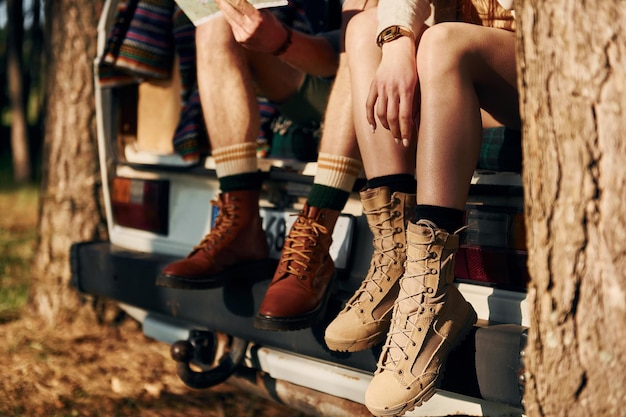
[381, 35, 416, 52]
[272, 24, 292, 56]
[376, 25, 415, 48]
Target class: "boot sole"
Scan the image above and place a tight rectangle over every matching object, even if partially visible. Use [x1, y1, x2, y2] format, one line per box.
[325, 331, 386, 352]
[367, 304, 478, 416]
[254, 280, 334, 332]
[156, 273, 225, 289]
[254, 310, 320, 331]
[155, 259, 271, 290]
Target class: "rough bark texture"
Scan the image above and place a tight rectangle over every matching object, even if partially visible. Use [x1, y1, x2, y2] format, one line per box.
[517, 1, 626, 416]
[32, 0, 107, 324]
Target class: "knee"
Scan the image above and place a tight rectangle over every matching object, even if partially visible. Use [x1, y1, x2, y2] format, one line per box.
[416, 23, 471, 80]
[195, 16, 236, 56]
[345, 8, 378, 56]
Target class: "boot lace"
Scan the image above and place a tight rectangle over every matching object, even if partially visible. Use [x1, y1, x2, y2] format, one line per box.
[379, 220, 437, 373]
[347, 199, 402, 307]
[193, 197, 238, 252]
[279, 212, 328, 279]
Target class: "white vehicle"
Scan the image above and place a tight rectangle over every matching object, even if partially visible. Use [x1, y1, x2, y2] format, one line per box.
[71, 1, 528, 416]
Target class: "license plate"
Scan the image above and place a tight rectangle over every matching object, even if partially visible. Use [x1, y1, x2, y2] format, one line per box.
[260, 208, 355, 270]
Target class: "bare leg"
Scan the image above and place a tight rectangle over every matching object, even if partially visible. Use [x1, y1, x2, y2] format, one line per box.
[316, 0, 376, 160]
[195, 16, 304, 149]
[323, 8, 421, 354]
[346, 8, 416, 178]
[415, 23, 520, 209]
[365, 21, 519, 417]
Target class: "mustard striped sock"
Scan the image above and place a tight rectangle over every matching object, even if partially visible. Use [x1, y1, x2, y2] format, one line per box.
[212, 142, 260, 192]
[307, 153, 362, 210]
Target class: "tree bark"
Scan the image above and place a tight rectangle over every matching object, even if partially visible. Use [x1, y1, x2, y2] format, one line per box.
[31, 0, 107, 324]
[6, 0, 31, 183]
[517, 1, 626, 416]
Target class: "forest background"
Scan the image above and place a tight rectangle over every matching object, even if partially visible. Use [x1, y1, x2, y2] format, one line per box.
[0, 1, 306, 415]
[2, 1, 625, 417]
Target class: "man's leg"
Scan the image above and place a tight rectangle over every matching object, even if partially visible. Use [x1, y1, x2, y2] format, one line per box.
[254, 0, 374, 331]
[157, 15, 305, 289]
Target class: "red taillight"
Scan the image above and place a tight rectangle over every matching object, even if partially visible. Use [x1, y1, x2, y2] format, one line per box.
[111, 177, 169, 234]
[457, 208, 528, 290]
[455, 246, 530, 290]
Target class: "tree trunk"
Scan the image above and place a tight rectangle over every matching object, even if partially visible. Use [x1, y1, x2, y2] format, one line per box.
[31, 0, 107, 324]
[30, 0, 45, 164]
[6, 0, 31, 183]
[517, 1, 626, 416]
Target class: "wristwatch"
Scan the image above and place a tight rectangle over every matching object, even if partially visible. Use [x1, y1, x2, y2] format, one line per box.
[376, 25, 414, 48]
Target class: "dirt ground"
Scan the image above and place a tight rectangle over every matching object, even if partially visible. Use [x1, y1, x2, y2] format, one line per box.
[0, 187, 307, 417]
[0, 315, 308, 417]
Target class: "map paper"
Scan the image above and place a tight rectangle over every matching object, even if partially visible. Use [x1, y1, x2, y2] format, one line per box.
[175, 0, 289, 26]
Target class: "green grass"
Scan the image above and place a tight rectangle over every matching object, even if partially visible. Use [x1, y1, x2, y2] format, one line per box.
[0, 180, 39, 323]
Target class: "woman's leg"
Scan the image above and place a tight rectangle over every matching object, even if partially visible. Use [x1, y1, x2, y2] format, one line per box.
[365, 23, 520, 416]
[415, 22, 519, 210]
[324, 8, 422, 352]
[349, 8, 418, 179]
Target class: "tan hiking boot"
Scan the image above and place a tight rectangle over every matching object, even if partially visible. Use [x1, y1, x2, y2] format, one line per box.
[156, 190, 269, 289]
[365, 220, 477, 416]
[324, 187, 416, 352]
[255, 204, 340, 331]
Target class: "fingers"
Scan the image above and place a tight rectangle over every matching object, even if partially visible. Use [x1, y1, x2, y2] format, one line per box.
[231, 0, 258, 16]
[216, 0, 259, 28]
[366, 83, 414, 147]
[366, 82, 378, 133]
[398, 91, 414, 146]
[215, 0, 243, 24]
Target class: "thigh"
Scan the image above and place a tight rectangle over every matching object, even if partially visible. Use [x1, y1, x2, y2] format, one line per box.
[248, 51, 307, 103]
[420, 22, 520, 128]
[468, 26, 519, 129]
[273, 75, 334, 124]
[461, 24, 519, 128]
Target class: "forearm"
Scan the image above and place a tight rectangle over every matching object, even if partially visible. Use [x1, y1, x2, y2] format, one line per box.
[376, 0, 430, 37]
[277, 30, 338, 78]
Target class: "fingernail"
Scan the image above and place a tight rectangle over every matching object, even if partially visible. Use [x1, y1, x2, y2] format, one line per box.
[370, 124, 376, 133]
[394, 138, 400, 144]
[402, 138, 410, 148]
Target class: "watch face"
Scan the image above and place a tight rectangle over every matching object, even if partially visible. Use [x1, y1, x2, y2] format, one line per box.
[377, 26, 413, 47]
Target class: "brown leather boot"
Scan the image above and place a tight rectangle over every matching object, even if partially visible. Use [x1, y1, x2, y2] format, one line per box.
[365, 220, 477, 416]
[156, 190, 269, 289]
[254, 204, 340, 331]
[325, 187, 416, 352]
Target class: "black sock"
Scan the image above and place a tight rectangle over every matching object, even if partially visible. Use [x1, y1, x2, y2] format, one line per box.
[414, 204, 465, 233]
[367, 174, 416, 195]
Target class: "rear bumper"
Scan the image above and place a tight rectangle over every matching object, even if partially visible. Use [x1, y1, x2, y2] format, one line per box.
[70, 240, 526, 410]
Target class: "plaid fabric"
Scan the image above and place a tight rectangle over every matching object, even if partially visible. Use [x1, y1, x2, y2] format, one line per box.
[98, 1, 207, 161]
[173, 7, 196, 101]
[172, 89, 208, 161]
[257, 97, 279, 158]
[171, 7, 207, 160]
[97, 0, 139, 87]
[98, 0, 324, 161]
[269, 116, 321, 162]
[100, 0, 175, 81]
[478, 127, 522, 172]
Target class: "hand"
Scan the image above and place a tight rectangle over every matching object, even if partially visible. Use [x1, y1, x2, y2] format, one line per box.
[365, 37, 418, 146]
[215, 0, 289, 54]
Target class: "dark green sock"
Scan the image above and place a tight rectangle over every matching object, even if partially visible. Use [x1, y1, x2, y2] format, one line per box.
[307, 184, 349, 211]
[219, 172, 262, 193]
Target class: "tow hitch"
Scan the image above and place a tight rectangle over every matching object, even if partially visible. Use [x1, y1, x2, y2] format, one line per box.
[170, 330, 247, 389]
